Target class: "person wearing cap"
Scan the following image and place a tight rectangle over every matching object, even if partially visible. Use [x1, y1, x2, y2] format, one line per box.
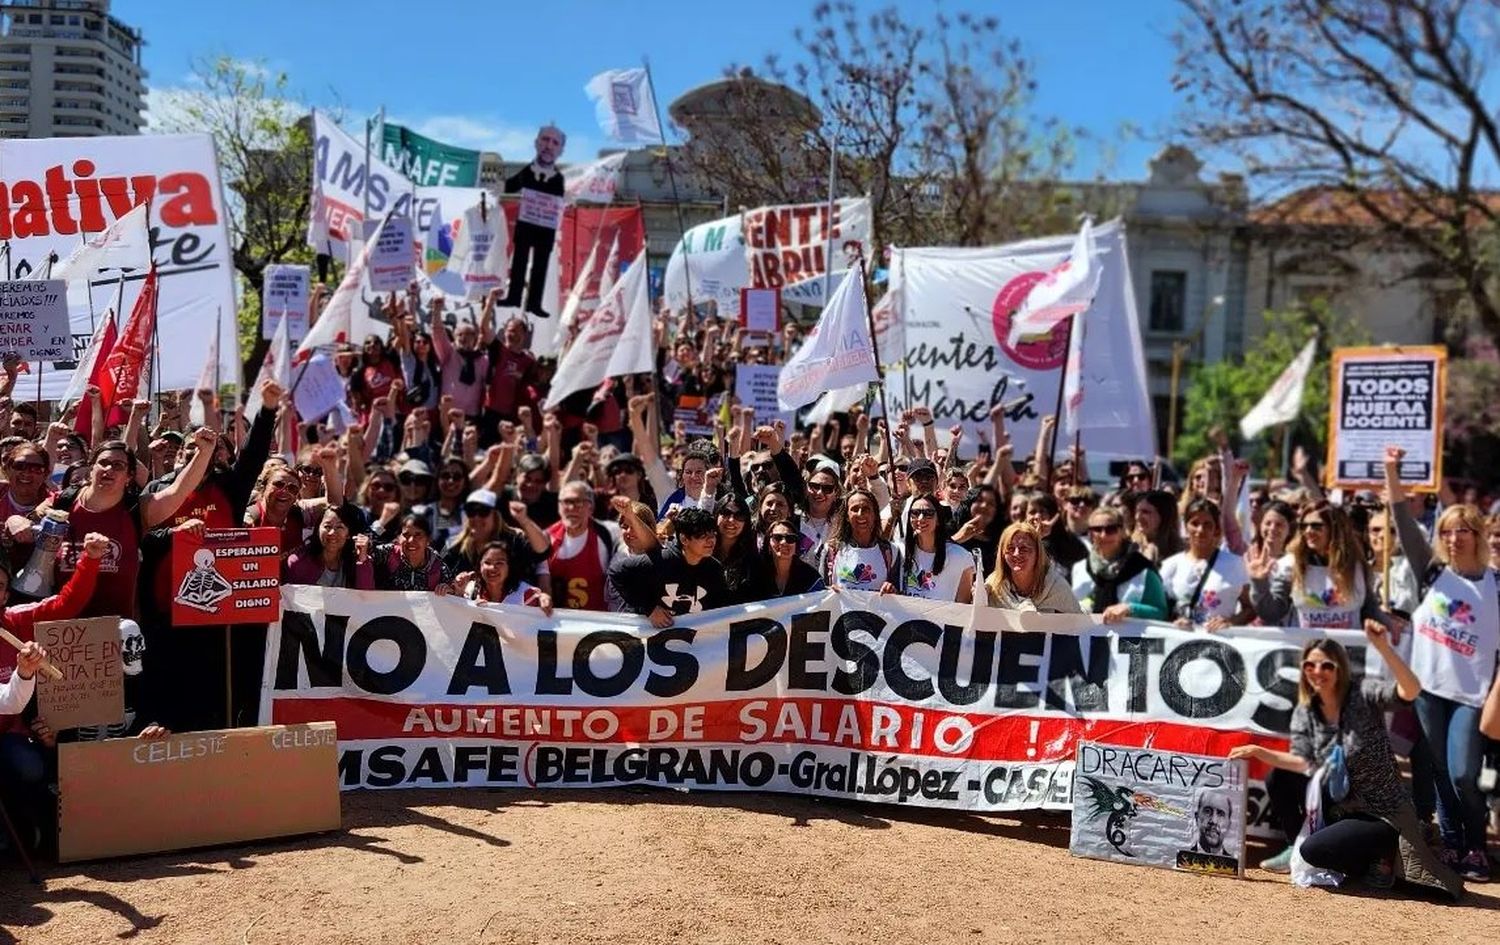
[603, 452, 658, 522]
[398, 457, 436, 509]
[888, 457, 943, 543]
[609, 507, 728, 626]
[443, 488, 549, 589]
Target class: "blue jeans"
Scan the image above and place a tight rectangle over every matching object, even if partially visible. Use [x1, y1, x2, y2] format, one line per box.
[1413, 692, 1486, 850]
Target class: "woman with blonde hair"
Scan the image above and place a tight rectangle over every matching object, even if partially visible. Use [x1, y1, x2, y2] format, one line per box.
[1248, 499, 1383, 630]
[985, 522, 1082, 613]
[1385, 447, 1498, 881]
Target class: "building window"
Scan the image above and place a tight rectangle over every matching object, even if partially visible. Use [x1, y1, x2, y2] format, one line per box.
[1149, 270, 1187, 333]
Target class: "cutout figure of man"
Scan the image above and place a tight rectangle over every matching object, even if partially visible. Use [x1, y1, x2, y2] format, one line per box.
[503, 124, 567, 318]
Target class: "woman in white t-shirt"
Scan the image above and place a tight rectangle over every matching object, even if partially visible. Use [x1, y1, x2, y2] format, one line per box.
[1385, 447, 1498, 881]
[1161, 497, 1250, 631]
[891, 494, 974, 603]
[1247, 500, 1381, 631]
[461, 541, 554, 615]
[819, 487, 901, 592]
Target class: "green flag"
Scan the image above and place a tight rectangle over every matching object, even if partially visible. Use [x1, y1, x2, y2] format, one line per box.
[381, 123, 482, 187]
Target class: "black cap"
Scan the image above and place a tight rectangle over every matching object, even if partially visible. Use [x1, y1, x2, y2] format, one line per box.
[907, 458, 938, 477]
[607, 452, 644, 473]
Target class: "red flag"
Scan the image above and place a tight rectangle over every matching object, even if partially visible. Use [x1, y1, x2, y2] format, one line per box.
[98, 266, 157, 428]
[74, 315, 118, 443]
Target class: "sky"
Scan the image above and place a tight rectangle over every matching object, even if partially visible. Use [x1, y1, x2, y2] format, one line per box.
[119, 0, 1192, 181]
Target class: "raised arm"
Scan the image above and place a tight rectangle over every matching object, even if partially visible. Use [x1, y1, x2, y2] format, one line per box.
[1384, 445, 1435, 577]
[141, 427, 220, 529]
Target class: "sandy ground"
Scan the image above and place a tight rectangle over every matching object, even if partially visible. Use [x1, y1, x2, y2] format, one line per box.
[1, 788, 1496, 945]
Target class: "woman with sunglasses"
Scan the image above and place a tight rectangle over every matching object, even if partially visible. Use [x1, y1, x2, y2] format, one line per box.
[890, 494, 974, 603]
[1127, 490, 1183, 566]
[799, 465, 843, 565]
[1120, 461, 1153, 496]
[984, 522, 1081, 612]
[246, 446, 344, 561]
[754, 517, 825, 598]
[1249, 501, 1382, 632]
[1161, 498, 1251, 630]
[1062, 486, 1098, 539]
[1072, 507, 1167, 623]
[458, 541, 553, 615]
[1229, 627, 1460, 898]
[1384, 446, 1498, 881]
[415, 457, 471, 550]
[713, 495, 762, 604]
[393, 316, 442, 420]
[285, 504, 376, 589]
[442, 489, 549, 590]
[952, 485, 1004, 580]
[819, 487, 900, 592]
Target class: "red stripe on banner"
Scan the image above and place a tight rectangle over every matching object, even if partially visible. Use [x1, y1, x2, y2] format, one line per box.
[272, 695, 1288, 768]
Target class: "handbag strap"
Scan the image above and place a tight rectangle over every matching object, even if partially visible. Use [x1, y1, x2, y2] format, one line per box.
[1184, 548, 1221, 616]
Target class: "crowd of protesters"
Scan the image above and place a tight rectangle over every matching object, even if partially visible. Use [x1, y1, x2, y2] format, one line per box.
[0, 282, 1494, 898]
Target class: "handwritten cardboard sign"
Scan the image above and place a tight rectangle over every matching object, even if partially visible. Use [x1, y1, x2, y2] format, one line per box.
[170, 527, 282, 625]
[35, 616, 125, 731]
[0, 279, 70, 361]
[58, 722, 341, 862]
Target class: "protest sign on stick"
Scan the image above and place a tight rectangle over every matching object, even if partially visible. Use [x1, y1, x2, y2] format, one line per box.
[1069, 741, 1248, 878]
[1326, 346, 1446, 492]
[368, 215, 415, 293]
[170, 528, 282, 626]
[34, 616, 125, 732]
[0, 280, 70, 361]
[262, 265, 311, 342]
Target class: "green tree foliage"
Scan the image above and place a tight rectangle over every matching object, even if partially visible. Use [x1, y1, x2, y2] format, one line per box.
[1175, 302, 1369, 471]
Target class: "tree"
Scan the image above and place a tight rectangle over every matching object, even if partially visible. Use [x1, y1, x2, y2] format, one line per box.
[1175, 302, 1369, 470]
[675, 3, 1103, 253]
[151, 57, 321, 378]
[1172, 0, 1500, 346]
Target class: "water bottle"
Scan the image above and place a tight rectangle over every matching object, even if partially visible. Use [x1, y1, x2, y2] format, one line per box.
[14, 509, 69, 598]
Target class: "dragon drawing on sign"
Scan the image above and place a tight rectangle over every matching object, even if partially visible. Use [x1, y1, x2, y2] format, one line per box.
[1078, 776, 1186, 857]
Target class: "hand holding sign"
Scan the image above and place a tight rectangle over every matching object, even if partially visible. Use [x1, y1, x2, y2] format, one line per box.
[15, 641, 47, 680]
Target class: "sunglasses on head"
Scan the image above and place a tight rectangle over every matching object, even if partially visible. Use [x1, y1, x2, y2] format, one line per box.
[1302, 659, 1337, 673]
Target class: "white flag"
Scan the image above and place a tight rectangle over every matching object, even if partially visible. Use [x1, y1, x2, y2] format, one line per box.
[778, 267, 879, 411]
[565, 152, 627, 204]
[53, 203, 152, 312]
[1007, 218, 1102, 346]
[246, 309, 291, 420]
[557, 237, 603, 351]
[585, 68, 662, 145]
[807, 383, 867, 426]
[59, 274, 124, 409]
[307, 171, 331, 253]
[446, 200, 509, 300]
[187, 324, 221, 427]
[598, 233, 621, 300]
[1240, 336, 1317, 439]
[1062, 314, 1087, 436]
[296, 211, 394, 362]
[543, 253, 653, 409]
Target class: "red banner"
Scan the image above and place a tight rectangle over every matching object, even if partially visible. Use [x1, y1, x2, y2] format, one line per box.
[170, 527, 282, 626]
[499, 203, 646, 302]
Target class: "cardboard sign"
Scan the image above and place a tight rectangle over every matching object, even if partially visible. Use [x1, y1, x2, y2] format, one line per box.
[170, 527, 282, 625]
[1327, 346, 1446, 492]
[58, 722, 340, 862]
[1070, 742, 1248, 879]
[35, 616, 124, 731]
[518, 188, 564, 230]
[0, 279, 70, 361]
[262, 264, 310, 342]
[740, 286, 781, 335]
[734, 363, 794, 428]
[368, 215, 415, 293]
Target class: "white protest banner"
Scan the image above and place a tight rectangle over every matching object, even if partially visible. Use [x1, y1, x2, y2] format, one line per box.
[291, 353, 347, 424]
[884, 219, 1154, 461]
[263, 588, 1380, 841]
[664, 213, 746, 318]
[565, 151, 627, 205]
[1070, 742, 1248, 878]
[0, 280, 70, 361]
[734, 363, 792, 427]
[1, 134, 238, 399]
[445, 202, 509, 300]
[368, 215, 415, 293]
[262, 265, 311, 342]
[585, 68, 662, 145]
[1327, 346, 1446, 492]
[543, 254, 652, 408]
[744, 197, 871, 299]
[309, 111, 487, 264]
[1241, 336, 1317, 440]
[778, 266, 878, 411]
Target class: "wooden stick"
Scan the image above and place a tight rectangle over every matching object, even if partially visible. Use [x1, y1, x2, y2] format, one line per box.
[0, 627, 63, 681]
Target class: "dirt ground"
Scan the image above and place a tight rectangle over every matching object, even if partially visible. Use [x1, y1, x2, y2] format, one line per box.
[1, 788, 1495, 945]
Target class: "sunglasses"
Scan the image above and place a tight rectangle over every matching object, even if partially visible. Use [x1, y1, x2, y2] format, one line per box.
[909, 508, 937, 520]
[1088, 524, 1121, 535]
[1302, 660, 1337, 673]
[7, 460, 44, 472]
[1300, 521, 1327, 532]
[399, 474, 432, 485]
[1067, 497, 1092, 508]
[439, 471, 467, 482]
[768, 533, 799, 545]
[1126, 472, 1150, 482]
[717, 508, 749, 520]
[369, 480, 397, 492]
[269, 480, 299, 494]
[295, 464, 323, 477]
[748, 462, 773, 475]
[806, 482, 837, 495]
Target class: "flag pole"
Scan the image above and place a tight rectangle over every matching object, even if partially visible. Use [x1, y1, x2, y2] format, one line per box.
[821, 120, 839, 305]
[1046, 314, 1076, 488]
[363, 106, 384, 221]
[642, 58, 695, 314]
[858, 258, 896, 465]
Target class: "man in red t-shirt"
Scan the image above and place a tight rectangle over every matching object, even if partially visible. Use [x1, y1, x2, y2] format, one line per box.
[484, 315, 542, 440]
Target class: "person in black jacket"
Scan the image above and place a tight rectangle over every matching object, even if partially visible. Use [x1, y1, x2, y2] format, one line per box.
[501, 125, 567, 318]
[608, 508, 728, 626]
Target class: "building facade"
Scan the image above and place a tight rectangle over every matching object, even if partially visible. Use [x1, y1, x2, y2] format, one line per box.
[0, 0, 145, 138]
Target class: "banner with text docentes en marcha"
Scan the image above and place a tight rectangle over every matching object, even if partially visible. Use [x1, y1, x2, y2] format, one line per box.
[261, 589, 1381, 834]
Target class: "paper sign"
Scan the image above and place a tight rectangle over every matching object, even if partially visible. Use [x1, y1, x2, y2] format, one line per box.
[290, 352, 348, 424]
[1070, 741, 1248, 879]
[0, 279, 71, 361]
[1327, 346, 1446, 492]
[58, 722, 340, 862]
[263, 264, 310, 342]
[673, 393, 721, 437]
[170, 528, 282, 626]
[368, 215, 415, 293]
[35, 616, 124, 731]
[734, 363, 793, 427]
[518, 188, 564, 230]
[740, 287, 781, 335]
